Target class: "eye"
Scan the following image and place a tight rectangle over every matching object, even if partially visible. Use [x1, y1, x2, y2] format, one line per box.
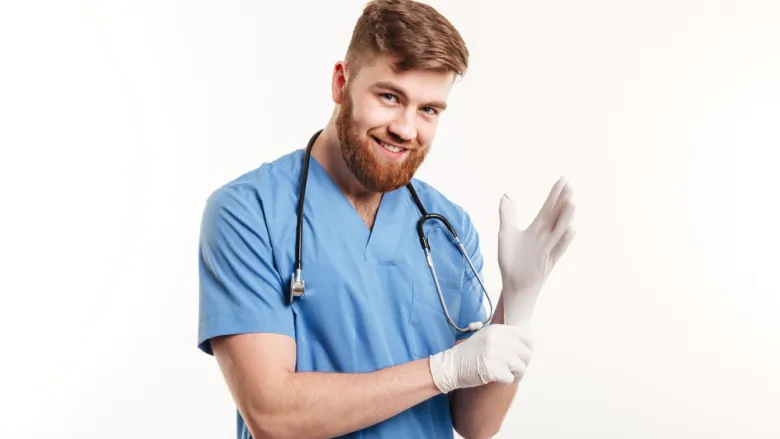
[380, 93, 397, 103]
[421, 106, 439, 116]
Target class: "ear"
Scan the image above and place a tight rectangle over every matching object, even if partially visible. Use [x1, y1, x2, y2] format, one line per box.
[331, 61, 348, 105]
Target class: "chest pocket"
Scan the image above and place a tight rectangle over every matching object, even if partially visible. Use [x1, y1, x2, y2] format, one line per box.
[408, 226, 465, 358]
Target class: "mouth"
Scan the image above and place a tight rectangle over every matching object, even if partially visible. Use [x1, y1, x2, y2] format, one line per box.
[371, 136, 409, 158]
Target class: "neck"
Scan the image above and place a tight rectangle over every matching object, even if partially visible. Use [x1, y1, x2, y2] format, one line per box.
[311, 123, 382, 207]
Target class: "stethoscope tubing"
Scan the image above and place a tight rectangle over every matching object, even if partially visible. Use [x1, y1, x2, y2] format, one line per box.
[290, 129, 494, 332]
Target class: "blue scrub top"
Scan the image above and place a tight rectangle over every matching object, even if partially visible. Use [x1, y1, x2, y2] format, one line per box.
[198, 147, 487, 439]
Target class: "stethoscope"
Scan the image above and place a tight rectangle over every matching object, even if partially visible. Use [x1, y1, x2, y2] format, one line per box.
[288, 130, 494, 333]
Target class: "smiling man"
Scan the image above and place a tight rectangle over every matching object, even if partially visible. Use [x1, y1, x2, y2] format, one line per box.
[197, 1, 575, 438]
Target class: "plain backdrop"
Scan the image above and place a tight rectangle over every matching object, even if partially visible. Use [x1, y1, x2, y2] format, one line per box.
[1, 0, 778, 438]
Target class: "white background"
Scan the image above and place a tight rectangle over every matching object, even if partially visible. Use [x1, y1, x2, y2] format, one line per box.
[1, 0, 778, 437]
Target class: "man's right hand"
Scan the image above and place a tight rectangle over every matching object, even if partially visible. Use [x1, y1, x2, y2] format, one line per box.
[428, 324, 533, 394]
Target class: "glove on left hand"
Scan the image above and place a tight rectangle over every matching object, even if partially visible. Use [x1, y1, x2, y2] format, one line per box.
[498, 177, 576, 326]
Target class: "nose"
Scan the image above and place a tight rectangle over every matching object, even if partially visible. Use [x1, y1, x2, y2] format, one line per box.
[388, 108, 417, 142]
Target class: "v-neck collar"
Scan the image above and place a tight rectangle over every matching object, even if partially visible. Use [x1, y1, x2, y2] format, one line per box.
[306, 153, 411, 265]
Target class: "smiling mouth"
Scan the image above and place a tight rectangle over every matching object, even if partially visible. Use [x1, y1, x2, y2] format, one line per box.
[372, 136, 408, 153]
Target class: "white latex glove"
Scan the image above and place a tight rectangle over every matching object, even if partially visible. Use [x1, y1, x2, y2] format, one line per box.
[429, 324, 533, 394]
[498, 177, 576, 327]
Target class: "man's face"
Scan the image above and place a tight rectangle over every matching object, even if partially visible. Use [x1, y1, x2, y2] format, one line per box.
[335, 55, 454, 193]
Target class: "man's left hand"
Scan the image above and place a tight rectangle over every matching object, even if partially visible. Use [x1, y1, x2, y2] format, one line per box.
[497, 177, 576, 327]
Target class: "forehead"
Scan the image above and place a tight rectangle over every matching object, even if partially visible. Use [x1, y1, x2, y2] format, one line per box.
[352, 56, 455, 101]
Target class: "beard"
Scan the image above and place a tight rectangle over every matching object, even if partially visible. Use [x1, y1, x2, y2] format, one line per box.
[335, 87, 429, 193]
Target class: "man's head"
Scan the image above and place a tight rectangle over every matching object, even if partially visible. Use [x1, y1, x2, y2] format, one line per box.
[332, 0, 468, 193]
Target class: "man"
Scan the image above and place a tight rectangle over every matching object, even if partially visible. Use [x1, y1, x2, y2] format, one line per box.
[197, 1, 576, 438]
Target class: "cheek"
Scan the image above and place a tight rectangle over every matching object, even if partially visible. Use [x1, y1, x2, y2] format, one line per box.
[354, 99, 398, 127]
[416, 120, 438, 145]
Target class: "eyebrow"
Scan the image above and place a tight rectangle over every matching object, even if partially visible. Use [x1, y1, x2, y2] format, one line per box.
[372, 81, 448, 111]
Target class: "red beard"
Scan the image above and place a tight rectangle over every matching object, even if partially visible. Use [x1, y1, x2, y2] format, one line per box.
[335, 86, 429, 193]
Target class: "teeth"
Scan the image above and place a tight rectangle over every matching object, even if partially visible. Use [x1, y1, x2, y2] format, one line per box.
[380, 141, 402, 153]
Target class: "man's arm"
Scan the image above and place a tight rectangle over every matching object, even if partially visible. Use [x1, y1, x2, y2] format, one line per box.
[211, 332, 441, 439]
[450, 294, 520, 439]
[198, 186, 439, 438]
[451, 180, 577, 437]
[445, 210, 524, 438]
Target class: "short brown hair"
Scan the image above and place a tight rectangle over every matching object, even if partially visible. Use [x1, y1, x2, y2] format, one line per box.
[344, 0, 469, 79]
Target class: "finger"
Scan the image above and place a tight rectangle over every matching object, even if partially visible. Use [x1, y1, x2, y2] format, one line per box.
[515, 335, 534, 359]
[515, 341, 533, 365]
[550, 186, 573, 229]
[543, 177, 568, 214]
[507, 355, 528, 378]
[531, 177, 567, 230]
[549, 201, 575, 248]
[499, 193, 518, 231]
[495, 367, 516, 385]
[504, 325, 535, 352]
[551, 228, 576, 266]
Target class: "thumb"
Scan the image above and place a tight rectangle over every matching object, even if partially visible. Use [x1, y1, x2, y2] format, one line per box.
[499, 193, 517, 232]
[494, 366, 516, 385]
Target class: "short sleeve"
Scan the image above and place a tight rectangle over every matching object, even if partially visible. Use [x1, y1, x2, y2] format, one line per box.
[197, 185, 294, 355]
[455, 211, 488, 341]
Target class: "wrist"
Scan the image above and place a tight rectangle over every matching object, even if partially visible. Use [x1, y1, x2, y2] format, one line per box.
[500, 287, 539, 327]
[428, 351, 455, 394]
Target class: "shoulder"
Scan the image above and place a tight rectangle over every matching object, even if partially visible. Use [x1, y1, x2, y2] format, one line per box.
[407, 177, 476, 234]
[200, 149, 303, 240]
[207, 149, 303, 204]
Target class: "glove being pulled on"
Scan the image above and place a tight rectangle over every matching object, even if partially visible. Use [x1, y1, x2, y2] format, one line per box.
[428, 324, 533, 394]
[498, 177, 576, 327]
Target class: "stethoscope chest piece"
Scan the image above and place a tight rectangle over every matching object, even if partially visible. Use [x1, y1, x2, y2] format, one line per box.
[289, 268, 305, 305]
